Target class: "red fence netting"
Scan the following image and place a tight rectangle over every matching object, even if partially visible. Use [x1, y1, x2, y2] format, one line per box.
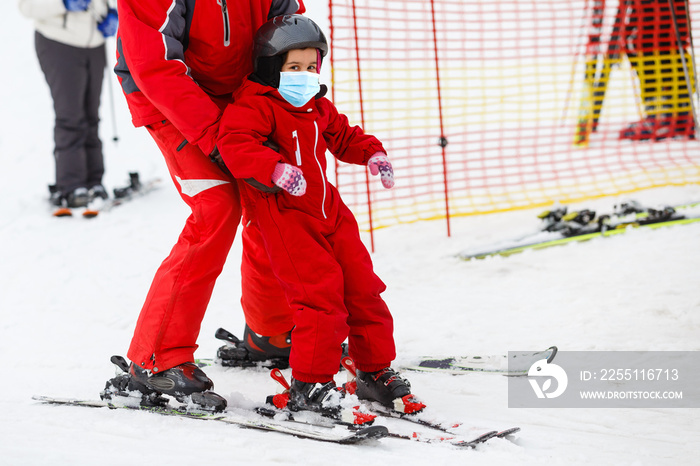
[327, 0, 700, 247]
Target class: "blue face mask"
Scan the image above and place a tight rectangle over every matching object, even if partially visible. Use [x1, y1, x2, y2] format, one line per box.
[278, 71, 321, 107]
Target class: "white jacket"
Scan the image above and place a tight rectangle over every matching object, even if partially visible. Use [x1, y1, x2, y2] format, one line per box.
[18, 0, 110, 49]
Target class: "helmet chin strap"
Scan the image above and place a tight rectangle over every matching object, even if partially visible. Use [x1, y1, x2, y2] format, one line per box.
[252, 55, 284, 88]
[317, 49, 322, 73]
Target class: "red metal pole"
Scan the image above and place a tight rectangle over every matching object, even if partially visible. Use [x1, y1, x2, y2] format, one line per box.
[329, 0, 339, 188]
[350, 0, 376, 251]
[429, 0, 451, 237]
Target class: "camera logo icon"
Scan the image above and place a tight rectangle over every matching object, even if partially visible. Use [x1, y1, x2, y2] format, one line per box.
[528, 358, 568, 399]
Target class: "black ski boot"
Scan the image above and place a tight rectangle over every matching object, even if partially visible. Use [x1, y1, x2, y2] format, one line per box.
[130, 362, 213, 396]
[216, 325, 291, 368]
[287, 378, 344, 417]
[265, 371, 376, 425]
[88, 184, 109, 201]
[355, 367, 425, 414]
[65, 187, 89, 208]
[101, 356, 227, 412]
[113, 172, 142, 198]
[48, 185, 89, 208]
[538, 206, 568, 231]
[558, 209, 598, 236]
[48, 185, 63, 206]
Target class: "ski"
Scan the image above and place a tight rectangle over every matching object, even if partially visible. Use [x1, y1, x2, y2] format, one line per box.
[51, 206, 101, 218]
[52, 207, 74, 217]
[99, 172, 162, 214]
[206, 327, 554, 377]
[352, 398, 461, 433]
[458, 201, 700, 260]
[404, 346, 557, 376]
[335, 357, 521, 447]
[193, 351, 522, 447]
[32, 395, 388, 445]
[346, 389, 521, 445]
[395, 427, 520, 448]
[458, 216, 700, 260]
[254, 403, 518, 448]
[194, 346, 557, 377]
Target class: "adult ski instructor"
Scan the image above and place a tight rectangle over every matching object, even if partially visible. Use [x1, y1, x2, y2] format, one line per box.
[112, 0, 306, 409]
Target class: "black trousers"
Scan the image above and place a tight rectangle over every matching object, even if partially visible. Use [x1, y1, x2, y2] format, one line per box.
[35, 31, 105, 193]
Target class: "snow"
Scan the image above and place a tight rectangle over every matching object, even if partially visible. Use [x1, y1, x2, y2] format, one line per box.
[2, 2, 700, 465]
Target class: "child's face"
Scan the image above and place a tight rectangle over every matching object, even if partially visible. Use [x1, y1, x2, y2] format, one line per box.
[281, 48, 318, 73]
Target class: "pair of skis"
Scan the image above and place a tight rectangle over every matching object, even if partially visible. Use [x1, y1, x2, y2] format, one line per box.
[32, 395, 387, 445]
[51, 172, 161, 218]
[457, 200, 700, 260]
[34, 344, 548, 446]
[32, 394, 519, 447]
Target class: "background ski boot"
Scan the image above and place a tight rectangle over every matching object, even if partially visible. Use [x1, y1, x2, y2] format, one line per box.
[215, 326, 291, 369]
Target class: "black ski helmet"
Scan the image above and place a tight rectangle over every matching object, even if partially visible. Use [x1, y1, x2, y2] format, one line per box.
[251, 15, 328, 88]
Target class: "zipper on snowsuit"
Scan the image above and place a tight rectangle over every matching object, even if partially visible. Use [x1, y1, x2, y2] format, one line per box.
[219, 0, 231, 46]
[311, 121, 327, 219]
[292, 130, 302, 165]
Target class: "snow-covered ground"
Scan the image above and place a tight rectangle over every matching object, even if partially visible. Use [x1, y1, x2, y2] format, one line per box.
[2, 3, 699, 465]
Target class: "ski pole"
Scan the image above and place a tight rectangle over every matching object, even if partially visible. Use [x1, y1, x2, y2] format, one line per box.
[667, 0, 699, 133]
[90, 2, 119, 143]
[105, 41, 119, 143]
[682, 0, 700, 126]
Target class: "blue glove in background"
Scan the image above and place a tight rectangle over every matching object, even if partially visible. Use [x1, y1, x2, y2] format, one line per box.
[63, 0, 91, 11]
[97, 8, 118, 38]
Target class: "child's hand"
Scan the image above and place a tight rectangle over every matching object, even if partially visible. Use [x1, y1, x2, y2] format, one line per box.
[272, 163, 306, 196]
[368, 153, 394, 189]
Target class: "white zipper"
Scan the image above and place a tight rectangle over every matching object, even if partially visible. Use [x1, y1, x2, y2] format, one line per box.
[312, 121, 327, 219]
[292, 130, 302, 165]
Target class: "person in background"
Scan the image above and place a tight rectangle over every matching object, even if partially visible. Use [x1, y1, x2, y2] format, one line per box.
[614, 0, 696, 141]
[19, 0, 118, 207]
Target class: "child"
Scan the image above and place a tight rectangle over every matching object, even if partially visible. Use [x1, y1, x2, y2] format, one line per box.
[218, 15, 423, 415]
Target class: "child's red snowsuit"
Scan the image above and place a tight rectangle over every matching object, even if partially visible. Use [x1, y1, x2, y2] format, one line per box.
[219, 79, 396, 383]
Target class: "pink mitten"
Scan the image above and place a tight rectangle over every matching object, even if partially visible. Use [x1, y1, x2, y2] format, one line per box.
[367, 153, 394, 189]
[272, 163, 306, 196]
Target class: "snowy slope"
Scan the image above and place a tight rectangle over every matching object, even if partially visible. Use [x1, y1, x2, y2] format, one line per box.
[2, 2, 700, 465]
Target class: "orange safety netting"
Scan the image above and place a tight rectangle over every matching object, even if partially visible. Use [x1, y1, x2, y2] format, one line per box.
[327, 0, 700, 245]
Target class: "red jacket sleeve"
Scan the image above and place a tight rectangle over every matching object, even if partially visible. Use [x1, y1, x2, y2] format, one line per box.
[218, 96, 282, 188]
[317, 98, 386, 166]
[116, 0, 222, 155]
[116, 0, 305, 155]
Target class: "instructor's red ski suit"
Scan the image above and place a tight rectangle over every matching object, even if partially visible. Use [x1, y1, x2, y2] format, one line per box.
[115, 0, 305, 373]
[219, 80, 396, 382]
